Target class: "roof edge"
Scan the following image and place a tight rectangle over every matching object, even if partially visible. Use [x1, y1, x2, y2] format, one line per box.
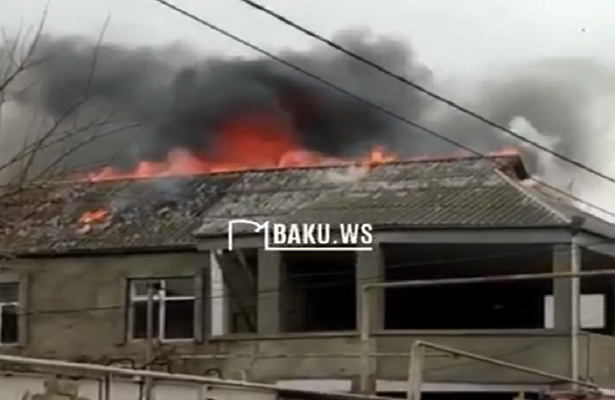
[29, 154, 526, 187]
[195, 224, 572, 241]
[494, 154, 530, 180]
[493, 169, 572, 225]
[7, 244, 197, 259]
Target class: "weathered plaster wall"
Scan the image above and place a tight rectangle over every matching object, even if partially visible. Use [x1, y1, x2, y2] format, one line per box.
[1, 252, 207, 363]
[198, 332, 577, 384]
[2, 251, 615, 387]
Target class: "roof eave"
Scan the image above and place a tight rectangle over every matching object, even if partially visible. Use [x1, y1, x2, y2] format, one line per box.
[7, 243, 197, 259]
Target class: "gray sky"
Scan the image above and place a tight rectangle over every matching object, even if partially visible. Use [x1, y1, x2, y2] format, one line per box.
[2, 0, 613, 78]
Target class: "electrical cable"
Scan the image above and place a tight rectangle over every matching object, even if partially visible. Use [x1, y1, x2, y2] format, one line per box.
[147, 0, 615, 221]
[235, 0, 615, 188]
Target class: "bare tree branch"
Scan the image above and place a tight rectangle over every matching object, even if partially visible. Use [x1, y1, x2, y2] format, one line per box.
[0, 8, 139, 249]
[0, 4, 49, 95]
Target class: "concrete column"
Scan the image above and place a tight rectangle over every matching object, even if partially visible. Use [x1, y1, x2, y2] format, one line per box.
[356, 246, 385, 331]
[209, 251, 229, 336]
[356, 246, 384, 395]
[217, 251, 257, 333]
[610, 279, 615, 335]
[257, 250, 285, 334]
[552, 241, 582, 384]
[553, 243, 573, 332]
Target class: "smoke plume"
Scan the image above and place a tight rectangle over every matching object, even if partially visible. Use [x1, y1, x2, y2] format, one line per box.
[3, 30, 433, 173]
[2, 29, 615, 217]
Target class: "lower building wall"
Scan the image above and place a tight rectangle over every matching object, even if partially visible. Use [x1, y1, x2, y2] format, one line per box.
[377, 333, 575, 383]
[5, 330, 615, 386]
[6, 253, 615, 387]
[277, 379, 550, 393]
[195, 331, 594, 385]
[587, 333, 615, 387]
[3, 332, 615, 391]
[0, 375, 277, 400]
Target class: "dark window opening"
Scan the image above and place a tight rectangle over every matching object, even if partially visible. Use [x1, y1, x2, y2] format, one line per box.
[133, 301, 160, 339]
[0, 283, 19, 344]
[284, 252, 356, 332]
[384, 244, 553, 330]
[1, 305, 18, 344]
[165, 299, 195, 339]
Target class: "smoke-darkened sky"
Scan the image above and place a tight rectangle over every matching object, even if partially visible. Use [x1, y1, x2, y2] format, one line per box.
[7, 31, 611, 176]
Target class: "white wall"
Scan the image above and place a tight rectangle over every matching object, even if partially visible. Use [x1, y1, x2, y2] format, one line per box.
[0, 374, 276, 400]
[543, 294, 605, 329]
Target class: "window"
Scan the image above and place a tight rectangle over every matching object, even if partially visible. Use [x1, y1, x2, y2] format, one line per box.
[0, 283, 19, 344]
[129, 278, 195, 340]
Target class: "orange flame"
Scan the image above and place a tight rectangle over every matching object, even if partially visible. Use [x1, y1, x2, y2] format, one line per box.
[76, 209, 108, 233]
[487, 147, 519, 157]
[81, 113, 397, 182]
[360, 146, 395, 168]
[76, 111, 520, 183]
[77, 209, 108, 227]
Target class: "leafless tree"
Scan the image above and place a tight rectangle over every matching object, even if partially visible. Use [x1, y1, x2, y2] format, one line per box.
[0, 8, 140, 189]
[0, 9, 140, 256]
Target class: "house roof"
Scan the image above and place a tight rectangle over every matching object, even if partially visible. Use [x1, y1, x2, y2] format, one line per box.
[0, 154, 598, 256]
[195, 154, 569, 236]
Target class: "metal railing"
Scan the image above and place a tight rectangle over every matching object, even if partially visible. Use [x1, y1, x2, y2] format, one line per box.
[358, 268, 615, 395]
[405, 341, 600, 400]
[0, 354, 395, 400]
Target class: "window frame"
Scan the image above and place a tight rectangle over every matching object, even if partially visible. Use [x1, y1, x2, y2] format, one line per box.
[128, 277, 196, 342]
[0, 282, 20, 345]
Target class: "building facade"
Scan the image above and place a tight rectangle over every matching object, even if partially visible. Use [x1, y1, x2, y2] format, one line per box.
[3, 154, 615, 397]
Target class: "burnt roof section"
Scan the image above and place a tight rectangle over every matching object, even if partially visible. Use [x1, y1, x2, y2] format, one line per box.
[0, 154, 590, 256]
[0, 173, 239, 255]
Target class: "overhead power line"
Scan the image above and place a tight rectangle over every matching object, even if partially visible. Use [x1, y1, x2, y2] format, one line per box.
[235, 0, 615, 188]
[148, 0, 615, 220]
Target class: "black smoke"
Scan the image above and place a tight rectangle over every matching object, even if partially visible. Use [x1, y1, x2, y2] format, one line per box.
[5, 29, 434, 175]
[2, 29, 614, 188]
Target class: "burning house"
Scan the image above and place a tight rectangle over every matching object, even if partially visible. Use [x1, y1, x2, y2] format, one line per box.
[2, 150, 615, 399]
[4, 32, 615, 399]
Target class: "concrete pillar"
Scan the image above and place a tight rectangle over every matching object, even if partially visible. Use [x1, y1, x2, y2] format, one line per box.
[610, 279, 615, 335]
[553, 244, 580, 332]
[553, 243, 573, 332]
[355, 246, 384, 394]
[257, 250, 285, 334]
[552, 241, 582, 386]
[356, 246, 385, 331]
[210, 251, 229, 336]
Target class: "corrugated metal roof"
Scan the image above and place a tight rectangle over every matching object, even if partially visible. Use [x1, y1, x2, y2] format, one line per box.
[0, 155, 584, 255]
